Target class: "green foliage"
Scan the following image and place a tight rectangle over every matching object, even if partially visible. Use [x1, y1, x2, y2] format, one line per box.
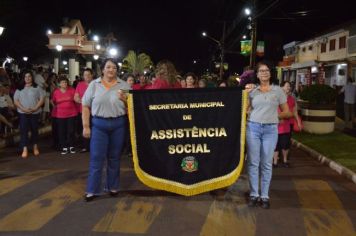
[299, 84, 337, 104]
[122, 50, 153, 75]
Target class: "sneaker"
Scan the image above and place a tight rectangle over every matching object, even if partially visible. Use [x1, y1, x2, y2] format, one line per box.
[84, 193, 96, 202]
[69, 147, 76, 154]
[260, 198, 270, 209]
[247, 196, 259, 207]
[79, 148, 88, 153]
[61, 148, 68, 155]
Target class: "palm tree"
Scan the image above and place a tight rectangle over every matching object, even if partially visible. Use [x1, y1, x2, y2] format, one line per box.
[122, 50, 153, 75]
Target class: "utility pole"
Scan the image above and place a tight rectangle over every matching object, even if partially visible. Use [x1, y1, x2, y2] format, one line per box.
[249, 0, 257, 69]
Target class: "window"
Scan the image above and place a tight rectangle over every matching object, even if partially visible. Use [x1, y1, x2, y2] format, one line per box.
[339, 36, 346, 49]
[302, 47, 306, 52]
[308, 45, 313, 50]
[330, 39, 336, 51]
[321, 43, 327, 53]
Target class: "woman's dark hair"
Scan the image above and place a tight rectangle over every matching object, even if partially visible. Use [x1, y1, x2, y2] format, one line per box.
[184, 72, 197, 81]
[123, 73, 135, 81]
[83, 67, 94, 75]
[280, 81, 291, 87]
[58, 75, 70, 85]
[18, 70, 37, 90]
[100, 58, 118, 71]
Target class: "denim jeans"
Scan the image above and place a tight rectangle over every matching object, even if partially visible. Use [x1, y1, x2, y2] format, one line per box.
[19, 113, 40, 149]
[86, 116, 127, 195]
[246, 121, 278, 199]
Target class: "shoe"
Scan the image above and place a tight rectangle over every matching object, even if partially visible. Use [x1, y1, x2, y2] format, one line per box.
[69, 147, 76, 154]
[79, 148, 88, 153]
[247, 196, 259, 207]
[61, 148, 68, 155]
[33, 145, 40, 156]
[21, 147, 28, 159]
[260, 198, 270, 209]
[283, 162, 290, 168]
[273, 163, 278, 168]
[109, 191, 119, 197]
[84, 194, 96, 202]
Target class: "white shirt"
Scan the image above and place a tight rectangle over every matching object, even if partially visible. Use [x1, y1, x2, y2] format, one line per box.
[341, 83, 356, 104]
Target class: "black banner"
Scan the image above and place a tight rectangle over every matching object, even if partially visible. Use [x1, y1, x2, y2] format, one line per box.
[128, 88, 247, 196]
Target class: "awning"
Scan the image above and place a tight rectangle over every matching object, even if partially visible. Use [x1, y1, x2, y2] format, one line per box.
[291, 61, 318, 69]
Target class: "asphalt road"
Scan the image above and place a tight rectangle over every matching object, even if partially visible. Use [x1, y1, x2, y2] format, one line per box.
[0, 139, 356, 236]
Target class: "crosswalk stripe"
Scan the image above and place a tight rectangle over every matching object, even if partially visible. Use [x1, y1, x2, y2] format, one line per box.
[0, 170, 65, 196]
[93, 197, 163, 233]
[0, 179, 85, 231]
[294, 180, 355, 236]
[200, 201, 256, 236]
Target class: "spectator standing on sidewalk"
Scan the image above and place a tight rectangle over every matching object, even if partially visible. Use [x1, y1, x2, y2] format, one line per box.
[13, 71, 44, 158]
[82, 58, 131, 201]
[52, 76, 78, 155]
[74, 68, 94, 153]
[245, 61, 291, 209]
[340, 76, 356, 129]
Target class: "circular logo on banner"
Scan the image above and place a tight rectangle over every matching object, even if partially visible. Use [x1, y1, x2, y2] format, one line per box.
[181, 156, 198, 172]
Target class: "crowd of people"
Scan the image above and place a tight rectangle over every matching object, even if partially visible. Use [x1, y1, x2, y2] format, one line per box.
[1, 58, 351, 209]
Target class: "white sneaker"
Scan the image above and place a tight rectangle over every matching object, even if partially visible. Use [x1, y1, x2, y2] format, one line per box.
[61, 148, 68, 155]
[69, 147, 76, 154]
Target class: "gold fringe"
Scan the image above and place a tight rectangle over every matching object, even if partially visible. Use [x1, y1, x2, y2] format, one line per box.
[127, 91, 248, 196]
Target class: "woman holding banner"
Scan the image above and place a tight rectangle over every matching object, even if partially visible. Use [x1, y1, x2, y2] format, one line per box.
[82, 58, 131, 202]
[245, 61, 291, 209]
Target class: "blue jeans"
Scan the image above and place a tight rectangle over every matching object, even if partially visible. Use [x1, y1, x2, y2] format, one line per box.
[19, 113, 40, 149]
[86, 116, 127, 195]
[246, 121, 278, 199]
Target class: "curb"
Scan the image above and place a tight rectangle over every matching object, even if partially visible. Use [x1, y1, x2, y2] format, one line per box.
[292, 139, 356, 185]
[0, 125, 51, 149]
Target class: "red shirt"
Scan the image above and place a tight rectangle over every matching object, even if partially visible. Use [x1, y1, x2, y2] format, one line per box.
[146, 78, 181, 89]
[75, 81, 89, 113]
[132, 83, 149, 90]
[287, 95, 296, 124]
[51, 87, 78, 118]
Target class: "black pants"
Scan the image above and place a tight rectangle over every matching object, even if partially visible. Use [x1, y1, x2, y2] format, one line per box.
[57, 116, 76, 149]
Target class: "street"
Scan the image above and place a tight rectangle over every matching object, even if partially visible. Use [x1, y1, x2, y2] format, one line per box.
[0, 139, 356, 236]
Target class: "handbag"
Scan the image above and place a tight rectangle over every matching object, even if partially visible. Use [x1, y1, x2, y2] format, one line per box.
[293, 115, 303, 132]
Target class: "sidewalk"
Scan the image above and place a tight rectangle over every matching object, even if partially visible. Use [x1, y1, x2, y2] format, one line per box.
[292, 117, 356, 185]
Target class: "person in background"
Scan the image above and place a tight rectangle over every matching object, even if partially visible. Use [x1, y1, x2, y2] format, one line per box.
[340, 76, 356, 129]
[185, 72, 197, 88]
[147, 60, 181, 89]
[82, 58, 131, 202]
[245, 61, 291, 209]
[124, 74, 135, 88]
[72, 75, 81, 89]
[198, 78, 207, 88]
[218, 80, 227, 87]
[74, 68, 94, 153]
[13, 71, 45, 158]
[52, 76, 78, 155]
[177, 75, 186, 88]
[132, 73, 149, 90]
[273, 81, 302, 168]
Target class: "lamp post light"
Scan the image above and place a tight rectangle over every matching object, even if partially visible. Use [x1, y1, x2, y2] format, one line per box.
[47, 29, 53, 35]
[95, 44, 101, 50]
[93, 35, 99, 42]
[0, 26, 5, 36]
[23, 57, 28, 62]
[108, 47, 118, 57]
[56, 45, 63, 73]
[201, 23, 226, 81]
[93, 54, 99, 60]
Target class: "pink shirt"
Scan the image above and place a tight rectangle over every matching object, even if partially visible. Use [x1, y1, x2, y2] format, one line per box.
[277, 95, 296, 134]
[287, 95, 296, 124]
[75, 81, 89, 113]
[146, 78, 181, 89]
[51, 87, 78, 118]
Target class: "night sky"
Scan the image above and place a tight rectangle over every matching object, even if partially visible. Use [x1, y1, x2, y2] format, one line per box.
[1, 0, 356, 75]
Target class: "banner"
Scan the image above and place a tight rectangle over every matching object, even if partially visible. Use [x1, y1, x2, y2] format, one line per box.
[241, 40, 251, 56]
[128, 88, 247, 196]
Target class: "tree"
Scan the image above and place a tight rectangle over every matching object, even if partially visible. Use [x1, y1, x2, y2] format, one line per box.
[122, 50, 153, 75]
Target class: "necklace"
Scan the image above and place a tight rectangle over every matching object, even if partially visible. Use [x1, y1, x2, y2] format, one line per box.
[102, 78, 117, 90]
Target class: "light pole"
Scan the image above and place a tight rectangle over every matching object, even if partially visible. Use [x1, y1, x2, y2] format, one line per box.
[202, 22, 226, 81]
[245, 1, 257, 69]
[56, 45, 63, 74]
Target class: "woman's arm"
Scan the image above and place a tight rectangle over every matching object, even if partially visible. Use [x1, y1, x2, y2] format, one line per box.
[278, 103, 292, 119]
[82, 105, 91, 138]
[14, 99, 31, 113]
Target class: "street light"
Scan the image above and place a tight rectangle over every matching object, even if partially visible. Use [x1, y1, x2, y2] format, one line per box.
[0, 26, 5, 36]
[93, 55, 99, 60]
[23, 57, 28, 61]
[96, 44, 101, 50]
[244, 8, 251, 16]
[201, 24, 226, 81]
[47, 29, 53, 35]
[56, 45, 63, 52]
[62, 60, 67, 65]
[93, 35, 99, 42]
[109, 47, 118, 57]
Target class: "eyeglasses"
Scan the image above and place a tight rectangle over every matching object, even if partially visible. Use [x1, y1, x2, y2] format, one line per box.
[258, 69, 270, 73]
